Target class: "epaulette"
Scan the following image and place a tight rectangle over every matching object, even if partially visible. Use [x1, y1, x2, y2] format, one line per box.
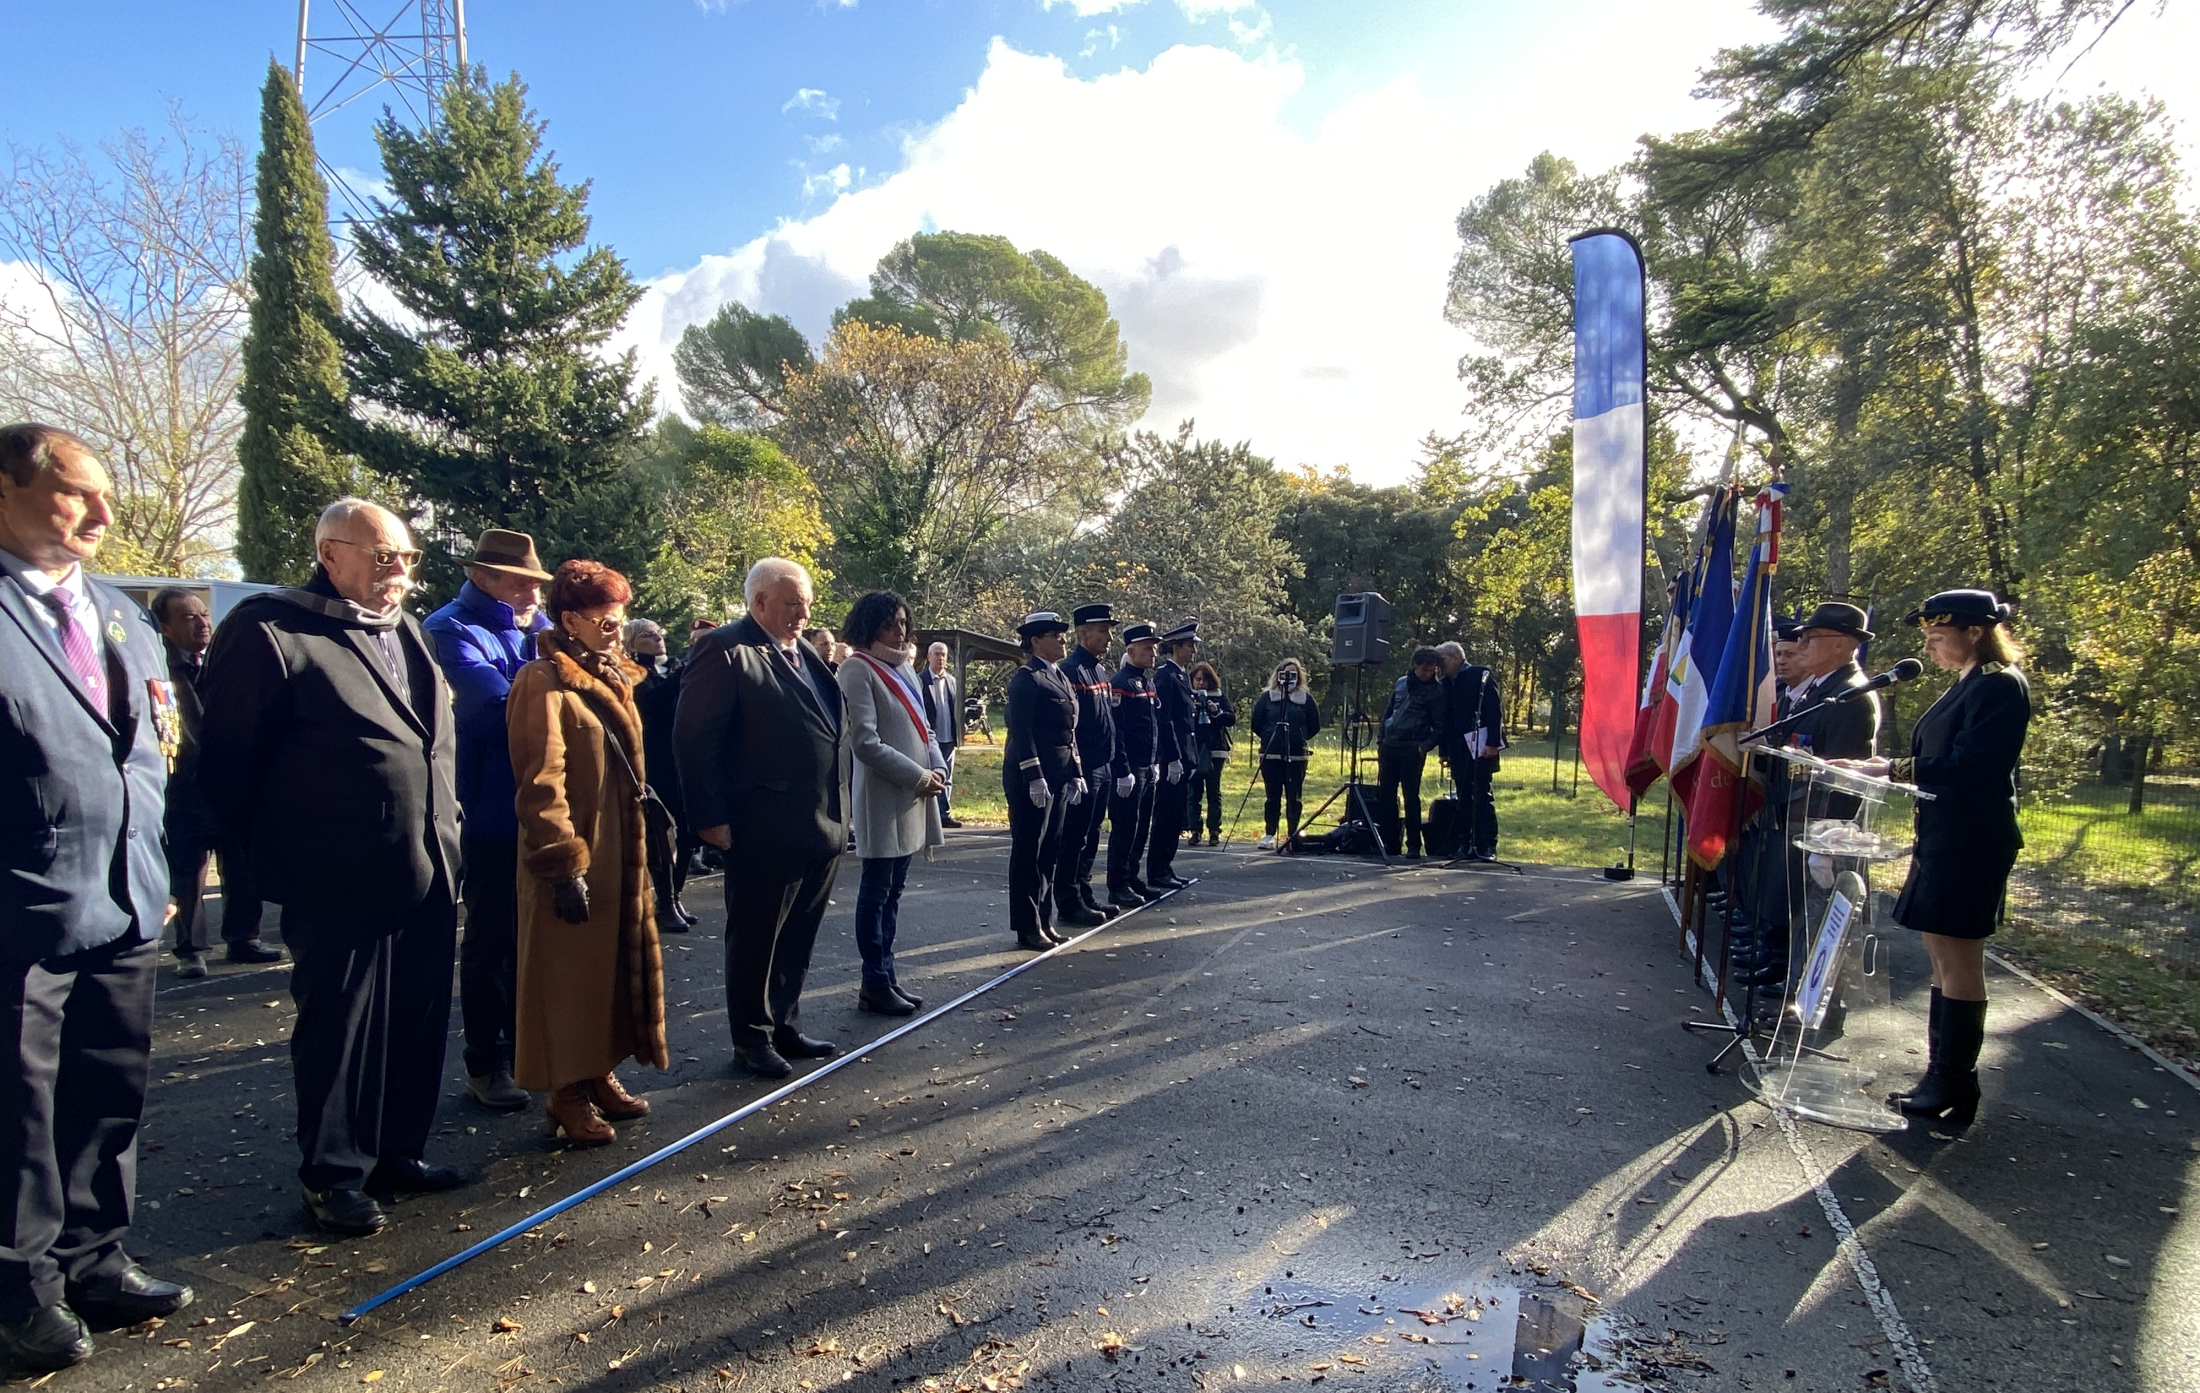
[1979, 661, 2007, 676]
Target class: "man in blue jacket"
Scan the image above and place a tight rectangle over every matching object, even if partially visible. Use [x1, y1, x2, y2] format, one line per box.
[424, 529, 551, 1111]
[0, 424, 194, 1369]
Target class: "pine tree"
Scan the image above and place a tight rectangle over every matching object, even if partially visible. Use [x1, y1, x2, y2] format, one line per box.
[343, 71, 652, 598]
[235, 59, 358, 583]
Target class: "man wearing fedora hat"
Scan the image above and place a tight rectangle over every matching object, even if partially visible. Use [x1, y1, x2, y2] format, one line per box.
[1730, 600, 1882, 992]
[425, 529, 554, 1111]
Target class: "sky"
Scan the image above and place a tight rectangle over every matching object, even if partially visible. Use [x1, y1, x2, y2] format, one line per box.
[7, 0, 2198, 483]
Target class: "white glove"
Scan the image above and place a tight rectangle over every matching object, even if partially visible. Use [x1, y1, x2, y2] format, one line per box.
[1027, 780, 1052, 810]
[1115, 774, 1136, 798]
[1807, 853, 1835, 890]
[1165, 760, 1184, 785]
[1148, 765, 1160, 784]
[1067, 778, 1088, 805]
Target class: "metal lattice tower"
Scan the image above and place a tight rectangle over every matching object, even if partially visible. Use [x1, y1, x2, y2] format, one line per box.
[294, 1, 469, 226]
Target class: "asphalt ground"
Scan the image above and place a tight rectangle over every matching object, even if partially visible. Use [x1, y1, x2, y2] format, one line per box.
[61, 833, 2200, 1393]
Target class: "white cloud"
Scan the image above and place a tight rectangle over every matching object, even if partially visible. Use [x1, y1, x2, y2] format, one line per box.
[781, 88, 841, 119]
[614, 8, 1819, 480]
[1043, 0, 1257, 18]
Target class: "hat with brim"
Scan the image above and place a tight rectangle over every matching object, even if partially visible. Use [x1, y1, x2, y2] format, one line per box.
[1903, 589, 2010, 629]
[1797, 601, 1873, 642]
[1071, 603, 1117, 627]
[1773, 617, 1803, 642]
[1017, 611, 1071, 639]
[1161, 620, 1199, 647]
[466, 528, 552, 581]
[1120, 621, 1158, 646]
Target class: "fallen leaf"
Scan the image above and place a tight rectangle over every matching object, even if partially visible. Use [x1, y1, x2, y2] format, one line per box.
[492, 1317, 523, 1333]
[361, 1374, 384, 1384]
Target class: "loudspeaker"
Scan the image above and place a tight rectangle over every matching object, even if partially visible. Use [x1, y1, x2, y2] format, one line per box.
[1331, 591, 1392, 665]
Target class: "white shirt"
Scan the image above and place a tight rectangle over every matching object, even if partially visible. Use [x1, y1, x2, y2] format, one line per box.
[0, 547, 96, 639]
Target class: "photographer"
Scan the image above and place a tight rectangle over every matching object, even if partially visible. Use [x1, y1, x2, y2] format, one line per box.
[1184, 661, 1235, 847]
[1376, 647, 1448, 858]
[1249, 657, 1320, 849]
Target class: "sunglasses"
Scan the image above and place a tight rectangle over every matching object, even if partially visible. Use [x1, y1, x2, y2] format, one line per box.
[329, 538, 422, 569]
[572, 614, 624, 634]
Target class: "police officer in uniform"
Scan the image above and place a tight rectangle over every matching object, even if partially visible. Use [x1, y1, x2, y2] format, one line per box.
[1105, 622, 1163, 909]
[1004, 613, 1086, 952]
[1053, 603, 1121, 928]
[1146, 621, 1197, 890]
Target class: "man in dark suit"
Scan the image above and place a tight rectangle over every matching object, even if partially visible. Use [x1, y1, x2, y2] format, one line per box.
[199, 498, 468, 1237]
[675, 558, 852, 1080]
[1436, 641, 1507, 859]
[1145, 621, 1197, 889]
[918, 642, 962, 828]
[1733, 601, 1881, 990]
[0, 423, 193, 1369]
[1053, 604, 1120, 926]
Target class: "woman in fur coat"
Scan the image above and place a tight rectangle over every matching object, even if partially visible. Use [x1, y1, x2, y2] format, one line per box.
[508, 560, 669, 1144]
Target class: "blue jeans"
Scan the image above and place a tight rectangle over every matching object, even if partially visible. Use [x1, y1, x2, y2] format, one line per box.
[855, 855, 911, 992]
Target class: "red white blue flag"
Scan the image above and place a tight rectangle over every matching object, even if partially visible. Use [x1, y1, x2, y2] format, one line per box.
[1685, 481, 1786, 870]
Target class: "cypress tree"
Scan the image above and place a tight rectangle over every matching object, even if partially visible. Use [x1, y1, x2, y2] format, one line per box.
[343, 71, 652, 598]
[235, 59, 358, 584]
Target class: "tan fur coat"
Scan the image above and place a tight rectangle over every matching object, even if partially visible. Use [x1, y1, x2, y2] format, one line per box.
[507, 631, 669, 1089]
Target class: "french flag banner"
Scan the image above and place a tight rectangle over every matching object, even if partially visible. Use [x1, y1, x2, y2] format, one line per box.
[1568, 230, 1647, 813]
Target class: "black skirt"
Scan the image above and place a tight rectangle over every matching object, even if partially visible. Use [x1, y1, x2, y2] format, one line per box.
[1892, 845, 2018, 940]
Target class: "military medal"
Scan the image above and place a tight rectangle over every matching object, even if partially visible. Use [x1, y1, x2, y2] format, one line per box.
[109, 619, 129, 645]
[147, 678, 182, 764]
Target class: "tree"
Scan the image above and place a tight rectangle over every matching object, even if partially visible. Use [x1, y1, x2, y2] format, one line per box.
[672, 301, 814, 429]
[0, 110, 249, 575]
[235, 60, 362, 584]
[631, 419, 832, 626]
[342, 71, 652, 597]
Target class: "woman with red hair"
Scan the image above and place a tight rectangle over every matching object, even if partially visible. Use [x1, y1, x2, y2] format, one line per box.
[507, 560, 668, 1144]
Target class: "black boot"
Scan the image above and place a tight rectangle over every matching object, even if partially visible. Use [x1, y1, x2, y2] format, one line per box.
[1890, 988, 1945, 1103]
[1899, 996, 1984, 1128]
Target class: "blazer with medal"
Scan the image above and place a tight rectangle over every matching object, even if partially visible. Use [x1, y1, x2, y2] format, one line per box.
[0, 565, 173, 962]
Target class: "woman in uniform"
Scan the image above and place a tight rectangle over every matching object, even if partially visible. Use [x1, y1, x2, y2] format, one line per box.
[1835, 589, 2029, 1130]
[1004, 613, 1087, 951]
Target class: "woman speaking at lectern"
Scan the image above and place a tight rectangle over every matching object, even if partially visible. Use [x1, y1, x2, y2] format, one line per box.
[1833, 589, 2030, 1130]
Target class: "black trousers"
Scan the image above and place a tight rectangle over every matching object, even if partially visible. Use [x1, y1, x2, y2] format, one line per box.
[165, 790, 264, 956]
[1186, 754, 1225, 839]
[1261, 758, 1307, 837]
[283, 898, 457, 1193]
[1106, 769, 1155, 893]
[1453, 757, 1499, 857]
[1052, 772, 1107, 911]
[0, 937, 155, 1320]
[1007, 778, 1071, 937]
[458, 835, 519, 1078]
[722, 855, 839, 1050]
[1376, 745, 1429, 855]
[1147, 765, 1189, 879]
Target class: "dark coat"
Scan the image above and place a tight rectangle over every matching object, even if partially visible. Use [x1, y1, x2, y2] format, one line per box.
[1152, 659, 1194, 769]
[1111, 662, 1160, 767]
[1060, 645, 1120, 777]
[1249, 688, 1321, 761]
[1770, 659, 1880, 814]
[1190, 688, 1236, 759]
[918, 666, 960, 751]
[1380, 673, 1447, 751]
[1891, 662, 2031, 937]
[0, 567, 171, 962]
[161, 640, 218, 842]
[633, 655, 687, 819]
[1004, 658, 1082, 791]
[197, 571, 461, 917]
[1441, 664, 1505, 769]
[672, 614, 850, 872]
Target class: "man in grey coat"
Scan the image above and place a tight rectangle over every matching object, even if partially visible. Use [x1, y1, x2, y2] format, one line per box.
[0, 423, 193, 1370]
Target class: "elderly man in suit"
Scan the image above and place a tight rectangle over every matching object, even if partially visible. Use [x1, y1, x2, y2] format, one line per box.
[199, 498, 468, 1237]
[917, 641, 961, 828]
[676, 558, 852, 1080]
[0, 423, 193, 1370]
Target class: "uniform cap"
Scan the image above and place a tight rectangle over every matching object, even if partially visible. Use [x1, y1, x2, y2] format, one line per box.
[1903, 589, 2010, 628]
[1017, 611, 1071, 638]
[1160, 620, 1199, 646]
[1120, 621, 1158, 645]
[1071, 603, 1116, 627]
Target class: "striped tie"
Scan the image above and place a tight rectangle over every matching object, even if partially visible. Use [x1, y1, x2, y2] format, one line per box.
[39, 590, 106, 701]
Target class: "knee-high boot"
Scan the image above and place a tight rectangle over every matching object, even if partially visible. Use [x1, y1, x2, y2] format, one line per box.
[1890, 988, 1945, 1102]
[1899, 994, 1984, 1128]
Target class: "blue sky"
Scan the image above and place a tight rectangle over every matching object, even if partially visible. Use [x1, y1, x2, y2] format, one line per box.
[10, 1, 2195, 479]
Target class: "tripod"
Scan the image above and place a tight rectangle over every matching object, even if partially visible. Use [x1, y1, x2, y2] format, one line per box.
[1289, 665, 1390, 866]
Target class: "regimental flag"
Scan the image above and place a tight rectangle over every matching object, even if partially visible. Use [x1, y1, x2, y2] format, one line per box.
[1664, 486, 1739, 811]
[1622, 561, 1693, 800]
[1685, 481, 1787, 870]
[1568, 230, 1647, 813]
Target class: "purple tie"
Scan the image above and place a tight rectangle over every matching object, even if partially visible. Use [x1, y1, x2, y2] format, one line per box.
[39, 590, 106, 700]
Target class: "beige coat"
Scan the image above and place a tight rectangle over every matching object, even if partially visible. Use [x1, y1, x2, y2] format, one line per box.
[507, 632, 669, 1090]
[837, 650, 945, 861]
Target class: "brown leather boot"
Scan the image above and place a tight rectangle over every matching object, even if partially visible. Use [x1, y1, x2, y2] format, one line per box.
[545, 1083, 614, 1145]
[584, 1072, 650, 1121]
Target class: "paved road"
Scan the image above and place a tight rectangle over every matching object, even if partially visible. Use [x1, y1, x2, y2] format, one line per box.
[73, 835, 2200, 1391]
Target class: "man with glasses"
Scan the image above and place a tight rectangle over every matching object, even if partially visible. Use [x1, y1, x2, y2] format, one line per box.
[200, 498, 470, 1236]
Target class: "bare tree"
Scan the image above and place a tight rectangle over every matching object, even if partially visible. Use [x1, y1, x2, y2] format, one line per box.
[0, 110, 250, 576]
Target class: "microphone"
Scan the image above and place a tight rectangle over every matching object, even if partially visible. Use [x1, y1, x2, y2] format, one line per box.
[1828, 658, 1925, 703]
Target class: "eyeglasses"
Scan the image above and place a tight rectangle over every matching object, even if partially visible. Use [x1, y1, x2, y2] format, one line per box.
[329, 538, 422, 569]
[574, 614, 624, 634]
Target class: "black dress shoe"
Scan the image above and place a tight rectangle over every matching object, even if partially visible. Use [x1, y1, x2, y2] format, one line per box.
[656, 900, 691, 934]
[858, 987, 918, 1016]
[773, 1030, 838, 1059]
[304, 1188, 387, 1236]
[1107, 888, 1145, 911]
[734, 1044, 793, 1079]
[0, 1304, 92, 1370]
[1057, 905, 1107, 929]
[1129, 881, 1163, 903]
[1016, 929, 1055, 952]
[70, 1264, 194, 1322]
[890, 983, 924, 1010]
[940, 816, 963, 829]
[365, 1158, 469, 1197]
[226, 941, 283, 964]
[1151, 873, 1192, 891]
[673, 897, 699, 927]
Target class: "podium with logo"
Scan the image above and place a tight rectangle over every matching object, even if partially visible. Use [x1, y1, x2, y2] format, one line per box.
[1751, 748, 1932, 1134]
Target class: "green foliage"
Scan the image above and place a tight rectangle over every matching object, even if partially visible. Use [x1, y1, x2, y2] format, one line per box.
[236, 60, 361, 584]
[672, 302, 814, 429]
[630, 419, 831, 626]
[342, 70, 653, 599]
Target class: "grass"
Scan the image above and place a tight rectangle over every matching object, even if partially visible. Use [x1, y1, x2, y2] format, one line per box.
[946, 724, 1664, 870]
[2017, 778, 2200, 894]
[1995, 917, 2200, 1071]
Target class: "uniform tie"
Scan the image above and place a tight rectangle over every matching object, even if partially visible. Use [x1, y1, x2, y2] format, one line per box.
[38, 590, 105, 700]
